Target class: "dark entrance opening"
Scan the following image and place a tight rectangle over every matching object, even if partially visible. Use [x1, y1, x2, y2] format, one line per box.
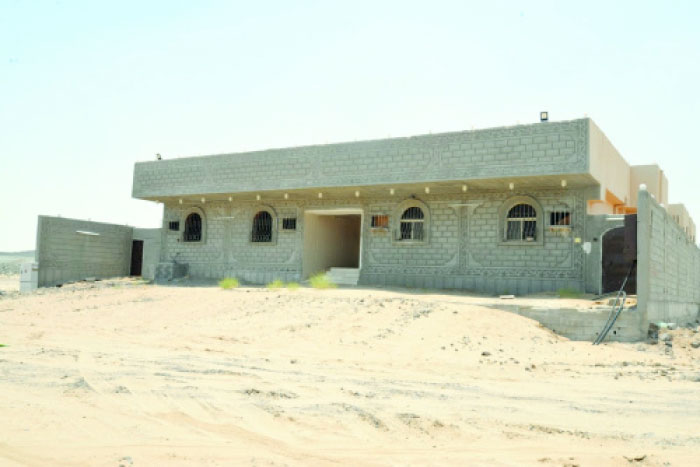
[602, 215, 637, 294]
[130, 240, 144, 276]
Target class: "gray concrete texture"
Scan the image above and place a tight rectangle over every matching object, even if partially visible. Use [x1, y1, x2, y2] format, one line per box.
[35, 216, 161, 286]
[637, 189, 700, 326]
[133, 119, 590, 199]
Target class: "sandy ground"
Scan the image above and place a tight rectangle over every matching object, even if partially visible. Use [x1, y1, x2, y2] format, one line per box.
[1, 277, 699, 466]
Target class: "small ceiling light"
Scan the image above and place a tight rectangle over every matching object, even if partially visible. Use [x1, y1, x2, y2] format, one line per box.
[256, 194, 261, 201]
[462, 184, 468, 192]
[389, 188, 395, 195]
[284, 193, 289, 200]
[201, 197, 206, 203]
[509, 182, 515, 190]
[424, 187, 430, 194]
[318, 192, 323, 199]
[561, 179, 567, 188]
[540, 111, 549, 122]
[178, 199, 183, 205]
[354, 190, 360, 198]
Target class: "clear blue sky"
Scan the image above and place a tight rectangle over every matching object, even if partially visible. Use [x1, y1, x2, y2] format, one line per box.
[1, 0, 699, 251]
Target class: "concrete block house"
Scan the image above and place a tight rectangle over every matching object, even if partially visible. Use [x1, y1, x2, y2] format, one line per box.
[130, 118, 695, 295]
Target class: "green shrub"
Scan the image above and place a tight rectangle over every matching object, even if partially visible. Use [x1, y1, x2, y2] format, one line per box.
[0, 344, 6, 348]
[309, 273, 336, 289]
[218, 277, 240, 289]
[286, 282, 300, 290]
[558, 287, 582, 299]
[266, 279, 285, 289]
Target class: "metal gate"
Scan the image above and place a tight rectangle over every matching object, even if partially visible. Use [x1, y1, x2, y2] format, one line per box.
[601, 215, 637, 294]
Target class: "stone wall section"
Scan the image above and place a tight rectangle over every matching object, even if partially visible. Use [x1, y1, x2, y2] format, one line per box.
[159, 187, 589, 294]
[36, 216, 133, 286]
[637, 189, 700, 324]
[133, 119, 589, 198]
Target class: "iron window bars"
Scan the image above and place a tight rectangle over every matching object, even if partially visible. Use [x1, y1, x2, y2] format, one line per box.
[252, 211, 273, 242]
[183, 213, 202, 242]
[549, 211, 571, 226]
[399, 207, 425, 241]
[505, 204, 536, 241]
[371, 215, 389, 229]
[282, 217, 297, 231]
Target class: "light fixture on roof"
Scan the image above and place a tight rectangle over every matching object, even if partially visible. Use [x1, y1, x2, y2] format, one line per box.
[354, 190, 360, 198]
[540, 111, 549, 122]
[509, 182, 515, 190]
[424, 187, 430, 194]
[561, 179, 567, 188]
[462, 184, 468, 192]
[156, 153, 162, 160]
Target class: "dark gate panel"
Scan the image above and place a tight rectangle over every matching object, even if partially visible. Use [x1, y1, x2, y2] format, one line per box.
[602, 221, 636, 294]
[130, 240, 143, 276]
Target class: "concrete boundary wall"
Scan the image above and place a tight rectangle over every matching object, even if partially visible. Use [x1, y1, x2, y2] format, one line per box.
[637, 189, 700, 325]
[35, 216, 162, 287]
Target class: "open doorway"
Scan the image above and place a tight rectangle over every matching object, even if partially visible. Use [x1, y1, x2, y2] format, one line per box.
[130, 240, 144, 276]
[302, 209, 362, 279]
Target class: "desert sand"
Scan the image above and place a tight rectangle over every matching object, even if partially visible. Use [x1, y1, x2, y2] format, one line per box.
[1, 277, 699, 466]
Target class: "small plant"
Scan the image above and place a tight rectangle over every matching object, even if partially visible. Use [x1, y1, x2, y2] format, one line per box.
[218, 277, 240, 289]
[309, 272, 336, 289]
[558, 287, 582, 299]
[0, 344, 6, 348]
[266, 279, 285, 289]
[286, 282, 300, 290]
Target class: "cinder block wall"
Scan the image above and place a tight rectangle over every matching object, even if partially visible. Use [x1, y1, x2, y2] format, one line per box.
[36, 216, 134, 286]
[637, 189, 700, 325]
[134, 119, 590, 199]
[132, 228, 162, 280]
[160, 187, 590, 294]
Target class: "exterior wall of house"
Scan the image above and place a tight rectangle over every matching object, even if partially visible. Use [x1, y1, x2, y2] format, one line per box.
[132, 228, 162, 280]
[35, 216, 133, 287]
[637, 188, 700, 326]
[133, 119, 590, 199]
[588, 120, 630, 206]
[159, 187, 590, 294]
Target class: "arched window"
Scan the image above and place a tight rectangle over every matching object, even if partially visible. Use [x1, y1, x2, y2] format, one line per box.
[184, 213, 202, 242]
[400, 206, 425, 241]
[505, 203, 537, 241]
[252, 211, 273, 242]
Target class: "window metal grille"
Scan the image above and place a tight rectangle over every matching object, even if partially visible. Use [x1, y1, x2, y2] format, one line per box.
[399, 207, 425, 241]
[168, 221, 180, 231]
[371, 215, 389, 228]
[282, 217, 296, 230]
[549, 211, 571, 226]
[505, 204, 536, 241]
[252, 211, 273, 242]
[183, 213, 202, 242]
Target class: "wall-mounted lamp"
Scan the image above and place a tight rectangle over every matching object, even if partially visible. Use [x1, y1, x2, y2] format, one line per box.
[561, 179, 567, 188]
[228, 196, 233, 202]
[318, 192, 323, 199]
[256, 194, 261, 201]
[284, 193, 289, 200]
[354, 190, 360, 198]
[178, 199, 183, 205]
[509, 182, 515, 190]
[201, 197, 206, 203]
[389, 188, 395, 196]
[424, 187, 430, 194]
[462, 184, 468, 192]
